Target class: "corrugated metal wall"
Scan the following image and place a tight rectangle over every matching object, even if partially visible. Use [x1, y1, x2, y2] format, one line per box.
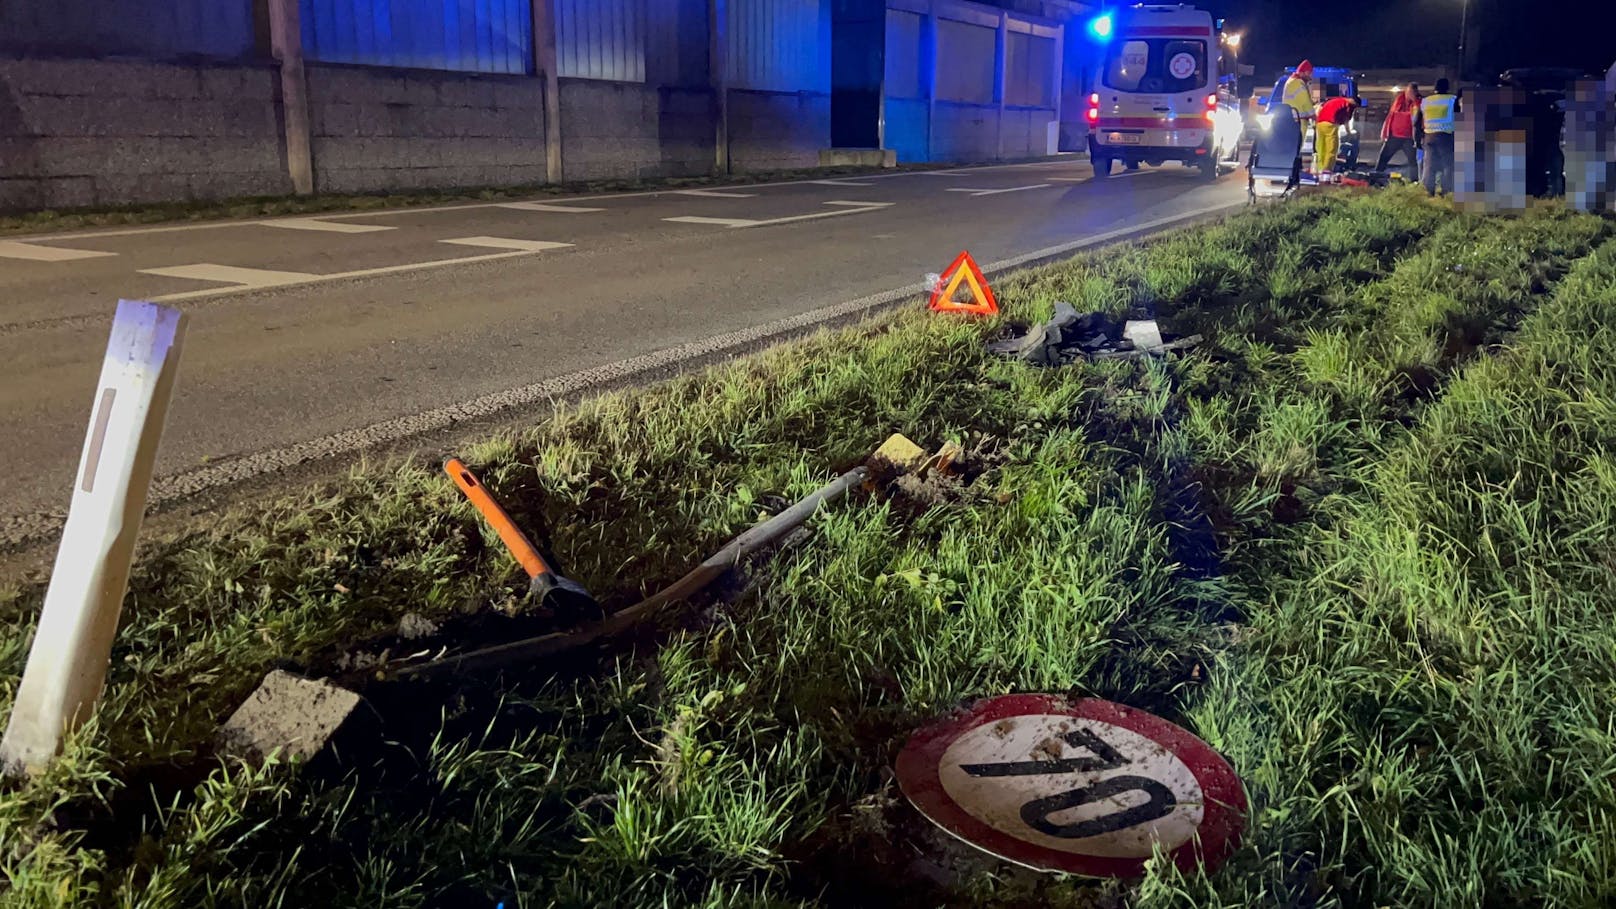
[884, 9, 924, 99]
[301, 0, 533, 74]
[728, 0, 827, 93]
[1005, 30, 1055, 107]
[645, 0, 710, 87]
[556, 0, 646, 83]
[0, 0, 255, 60]
[934, 17, 994, 104]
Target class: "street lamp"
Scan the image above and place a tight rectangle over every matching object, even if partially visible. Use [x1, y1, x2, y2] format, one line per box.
[1222, 32, 1243, 51]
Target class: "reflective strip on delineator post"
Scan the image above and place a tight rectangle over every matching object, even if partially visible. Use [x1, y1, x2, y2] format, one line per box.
[1, 300, 187, 776]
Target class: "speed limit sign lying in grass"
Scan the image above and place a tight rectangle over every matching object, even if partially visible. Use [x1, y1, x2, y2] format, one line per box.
[895, 693, 1247, 878]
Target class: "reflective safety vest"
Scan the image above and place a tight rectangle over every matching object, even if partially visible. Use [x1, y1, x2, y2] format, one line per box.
[1421, 93, 1458, 133]
[1279, 76, 1314, 119]
[1265, 75, 1313, 118]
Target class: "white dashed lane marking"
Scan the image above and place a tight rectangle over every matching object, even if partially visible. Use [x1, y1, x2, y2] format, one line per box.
[664, 216, 757, 228]
[438, 236, 575, 252]
[260, 218, 396, 234]
[665, 201, 893, 229]
[808, 179, 876, 187]
[671, 189, 757, 198]
[0, 240, 118, 262]
[497, 202, 607, 213]
[139, 263, 316, 289]
[945, 184, 1053, 197]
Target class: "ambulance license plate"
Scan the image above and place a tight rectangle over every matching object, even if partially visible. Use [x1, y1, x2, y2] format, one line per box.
[1107, 133, 1142, 144]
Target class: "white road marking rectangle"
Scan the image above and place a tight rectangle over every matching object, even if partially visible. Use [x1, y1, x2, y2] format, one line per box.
[671, 189, 757, 198]
[497, 202, 607, 213]
[139, 263, 316, 288]
[439, 236, 574, 252]
[0, 241, 118, 262]
[945, 184, 1053, 196]
[913, 171, 973, 177]
[260, 218, 395, 234]
[809, 179, 876, 187]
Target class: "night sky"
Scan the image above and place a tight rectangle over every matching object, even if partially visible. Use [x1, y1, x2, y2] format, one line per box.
[1197, 0, 1616, 82]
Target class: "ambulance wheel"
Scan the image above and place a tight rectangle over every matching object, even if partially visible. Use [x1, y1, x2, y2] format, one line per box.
[1198, 157, 1219, 180]
[1093, 156, 1113, 177]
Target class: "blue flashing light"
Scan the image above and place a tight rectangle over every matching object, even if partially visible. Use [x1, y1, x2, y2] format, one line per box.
[1087, 13, 1114, 41]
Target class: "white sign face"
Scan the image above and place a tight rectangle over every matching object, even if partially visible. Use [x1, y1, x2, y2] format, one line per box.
[1169, 52, 1198, 80]
[937, 714, 1205, 859]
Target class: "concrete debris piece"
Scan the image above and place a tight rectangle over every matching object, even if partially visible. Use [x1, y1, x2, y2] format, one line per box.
[1124, 319, 1165, 353]
[871, 433, 929, 473]
[1091, 334, 1205, 360]
[217, 670, 365, 765]
[989, 304, 1197, 365]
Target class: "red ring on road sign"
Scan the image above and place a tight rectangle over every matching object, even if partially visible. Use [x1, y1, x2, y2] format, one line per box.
[896, 693, 1247, 878]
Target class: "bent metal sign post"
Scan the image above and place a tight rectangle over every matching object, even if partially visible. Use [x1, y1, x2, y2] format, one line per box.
[896, 694, 1247, 878]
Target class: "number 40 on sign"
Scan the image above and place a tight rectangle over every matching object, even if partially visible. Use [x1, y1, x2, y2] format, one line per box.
[895, 693, 1247, 878]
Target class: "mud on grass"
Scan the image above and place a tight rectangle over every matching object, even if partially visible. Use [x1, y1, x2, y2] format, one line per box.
[4, 190, 1616, 907]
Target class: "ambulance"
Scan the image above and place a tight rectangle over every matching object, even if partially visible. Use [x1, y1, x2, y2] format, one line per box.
[1085, 4, 1232, 179]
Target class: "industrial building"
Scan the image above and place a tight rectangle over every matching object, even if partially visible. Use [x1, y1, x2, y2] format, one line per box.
[1, 0, 1098, 210]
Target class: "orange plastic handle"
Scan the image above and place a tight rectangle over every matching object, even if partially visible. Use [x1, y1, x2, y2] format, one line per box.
[444, 458, 549, 581]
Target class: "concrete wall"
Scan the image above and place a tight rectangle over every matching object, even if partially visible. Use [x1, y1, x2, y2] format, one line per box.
[306, 64, 547, 194]
[0, 57, 290, 210]
[727, 89, 831, 172]
[558, 79, 714, 181]
[929, 101, 997, 161]
[909, 100, 1055, 163]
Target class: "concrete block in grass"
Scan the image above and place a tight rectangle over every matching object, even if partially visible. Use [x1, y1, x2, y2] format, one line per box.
[217, 670, 365, 765]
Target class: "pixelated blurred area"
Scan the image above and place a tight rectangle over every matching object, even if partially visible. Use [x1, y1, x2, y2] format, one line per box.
[1565, 79, 1616, 214]
[1459, 73, 1615, 213]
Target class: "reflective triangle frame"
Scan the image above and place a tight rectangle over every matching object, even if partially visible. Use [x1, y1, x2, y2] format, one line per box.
[928, 250, 998, 316]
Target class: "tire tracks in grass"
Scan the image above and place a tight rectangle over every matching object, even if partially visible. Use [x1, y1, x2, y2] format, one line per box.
[1158, 215, 1616, 906]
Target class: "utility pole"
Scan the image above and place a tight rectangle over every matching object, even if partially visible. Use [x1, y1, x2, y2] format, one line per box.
[1456, 0, 1470, 82]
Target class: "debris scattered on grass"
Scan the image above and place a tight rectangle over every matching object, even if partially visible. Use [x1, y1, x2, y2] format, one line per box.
[397, 613, 440, 640]
[988, 302, 1201, 365]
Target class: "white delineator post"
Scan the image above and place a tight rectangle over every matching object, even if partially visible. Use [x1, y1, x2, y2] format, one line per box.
[1, 300, 188, 776]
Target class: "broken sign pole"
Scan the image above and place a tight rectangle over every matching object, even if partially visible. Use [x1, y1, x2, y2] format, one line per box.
[1, 300, 187, 776]
[389, 465, 872, 681]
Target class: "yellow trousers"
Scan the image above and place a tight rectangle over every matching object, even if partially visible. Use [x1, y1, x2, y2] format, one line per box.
[1314, 120, 1340, 174]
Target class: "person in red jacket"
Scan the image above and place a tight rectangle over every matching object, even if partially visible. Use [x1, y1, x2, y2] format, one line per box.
[1313, 94, 1360, 175]
[1375, 83, 1422, 179]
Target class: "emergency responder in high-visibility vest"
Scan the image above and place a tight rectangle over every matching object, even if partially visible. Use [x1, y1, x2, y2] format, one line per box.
[1268, 60, 1316, 124]
[1421, 78, 1460, 197]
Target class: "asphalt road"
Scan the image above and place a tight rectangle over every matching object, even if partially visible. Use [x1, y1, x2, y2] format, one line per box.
[0, 158, 1248, 545]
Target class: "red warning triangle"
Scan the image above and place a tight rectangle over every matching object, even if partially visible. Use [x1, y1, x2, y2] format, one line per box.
[928, 251, 998, 316]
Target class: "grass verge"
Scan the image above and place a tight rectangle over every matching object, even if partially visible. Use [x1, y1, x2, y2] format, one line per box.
[1, 188, 1612, 907]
